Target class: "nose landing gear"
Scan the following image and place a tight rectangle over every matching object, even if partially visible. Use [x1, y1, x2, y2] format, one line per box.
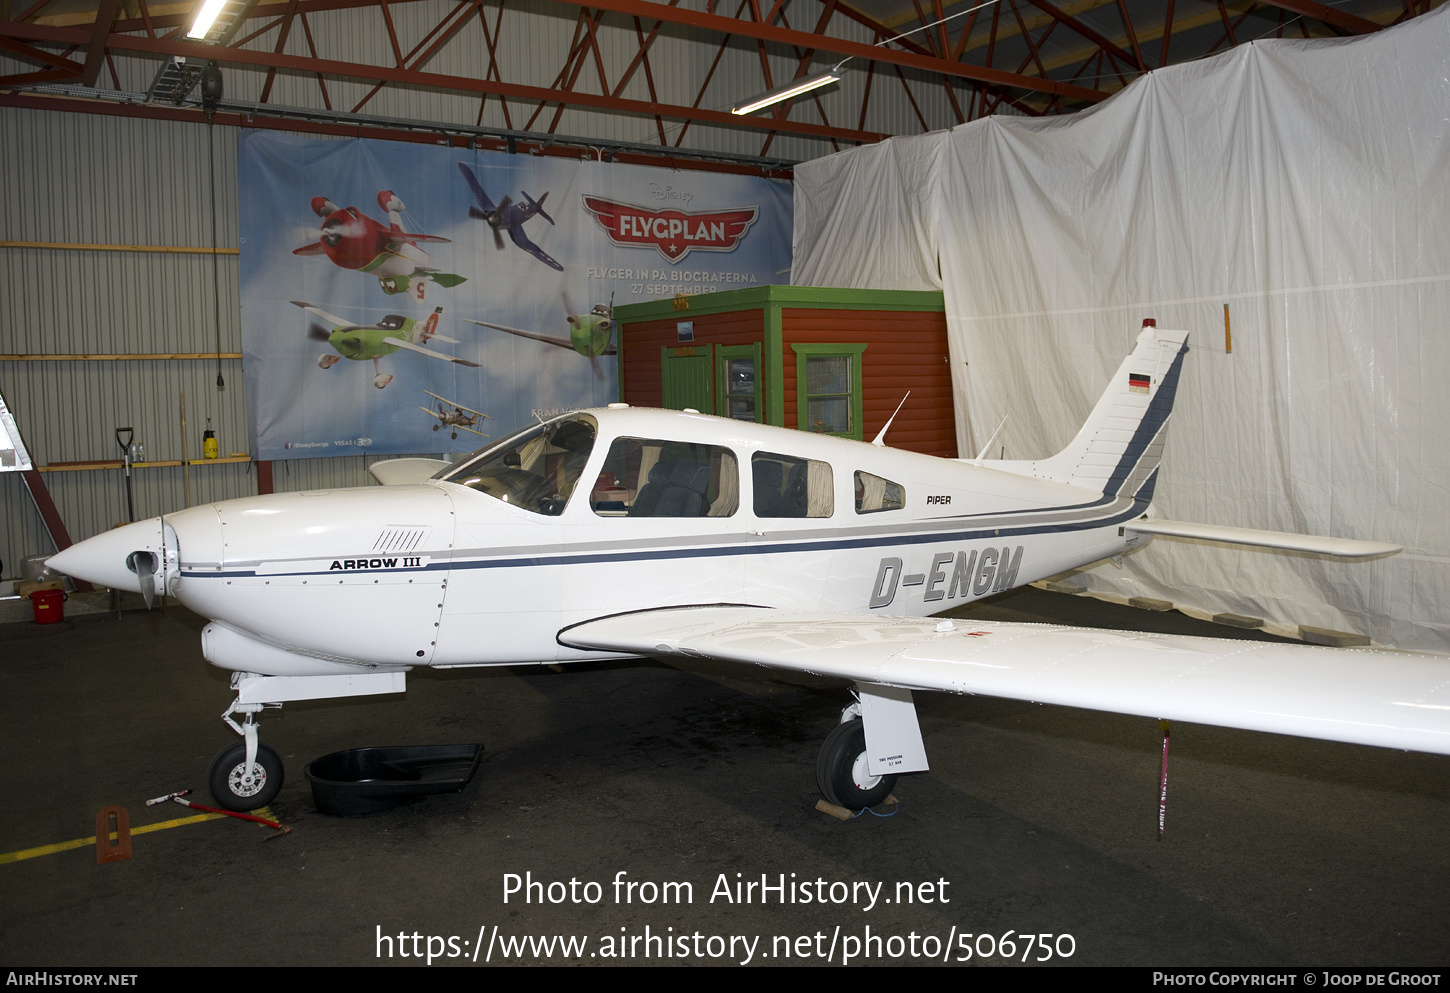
[211, 702, 283, 811]
[209, 740, 284, 811]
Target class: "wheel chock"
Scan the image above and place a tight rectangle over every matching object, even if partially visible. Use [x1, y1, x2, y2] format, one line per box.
[815, 795, 900, 822]
[95, 806, 132, 863]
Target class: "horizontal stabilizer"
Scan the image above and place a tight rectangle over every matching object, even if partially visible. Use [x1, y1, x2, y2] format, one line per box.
[369, 458, 453, 485]
[1124, 519, 1401, 559]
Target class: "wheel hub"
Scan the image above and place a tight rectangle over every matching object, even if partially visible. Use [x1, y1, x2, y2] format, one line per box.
[227, 762, 267, 798]
[851, 751, 881, 791]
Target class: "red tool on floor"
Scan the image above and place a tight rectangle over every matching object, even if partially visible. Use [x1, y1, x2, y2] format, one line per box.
[146, 790, 291, 838]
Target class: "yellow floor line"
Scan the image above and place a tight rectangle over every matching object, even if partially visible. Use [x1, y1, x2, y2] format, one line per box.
[0, 807, 281, 864]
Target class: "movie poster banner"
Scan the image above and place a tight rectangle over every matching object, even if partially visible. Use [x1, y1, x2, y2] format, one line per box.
[238, 132, 792, 460]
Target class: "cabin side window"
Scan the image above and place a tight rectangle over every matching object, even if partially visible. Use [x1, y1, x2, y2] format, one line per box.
[591, 438, 739, 518]
[441, 414, 598, 516]
[752, 452, 834, 518]
[855, 470, 905, 514]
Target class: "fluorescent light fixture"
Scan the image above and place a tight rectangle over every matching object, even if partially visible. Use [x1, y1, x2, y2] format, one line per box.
[187, 0, 229, 39]
[731, 68, 842, 115]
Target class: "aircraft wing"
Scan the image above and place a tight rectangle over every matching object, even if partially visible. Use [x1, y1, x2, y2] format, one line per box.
[423, 391, 490, 419]
[290, 300, 350, 327]
[1123, 519, 1401, 559]
[507, 227, 564, 271]
[381, 336, 480, 367]
[464, 319, 574, 351]
[456, 162, 495, 212]
[390, 233, 451, 247]
[559, 606, 1450, 756]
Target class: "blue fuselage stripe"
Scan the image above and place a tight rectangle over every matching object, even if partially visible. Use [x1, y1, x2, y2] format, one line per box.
[180, 496, 1149, 580]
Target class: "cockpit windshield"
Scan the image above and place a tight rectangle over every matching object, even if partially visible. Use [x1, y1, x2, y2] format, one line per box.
[436, 414, 598, 516]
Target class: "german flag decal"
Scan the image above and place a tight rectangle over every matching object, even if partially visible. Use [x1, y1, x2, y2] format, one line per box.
[1128, 372, 1151, 394]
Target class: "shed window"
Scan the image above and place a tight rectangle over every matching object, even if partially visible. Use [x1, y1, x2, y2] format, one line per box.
[791, 343, 866, 440]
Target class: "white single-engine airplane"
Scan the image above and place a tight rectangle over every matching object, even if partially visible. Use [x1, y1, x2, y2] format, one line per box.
[49, 322, 1449, 812]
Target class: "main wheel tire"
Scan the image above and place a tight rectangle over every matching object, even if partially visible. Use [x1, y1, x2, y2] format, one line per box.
[816, 718, 896, 810]
[208, 741, 284, 811]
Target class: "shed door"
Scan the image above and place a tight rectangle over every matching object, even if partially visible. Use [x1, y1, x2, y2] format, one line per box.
[661, 344, 714, 411]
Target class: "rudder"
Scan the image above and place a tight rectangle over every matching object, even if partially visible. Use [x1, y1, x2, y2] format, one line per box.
[1014, 320, 1190, 499]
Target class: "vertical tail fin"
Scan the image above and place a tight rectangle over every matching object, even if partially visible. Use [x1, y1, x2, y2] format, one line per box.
[985, 321, 1190, 502]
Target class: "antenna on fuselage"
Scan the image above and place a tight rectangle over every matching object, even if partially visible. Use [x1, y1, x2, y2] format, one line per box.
[973, 414, 1008, 461]
[871, 392, 910, 447]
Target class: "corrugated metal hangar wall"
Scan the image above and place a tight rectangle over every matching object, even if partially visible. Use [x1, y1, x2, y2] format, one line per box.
[1, 111, 479, 568]
[2, 110, 256, 567]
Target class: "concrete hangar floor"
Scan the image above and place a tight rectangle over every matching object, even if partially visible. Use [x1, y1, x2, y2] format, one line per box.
[1, 587, 1447, 968]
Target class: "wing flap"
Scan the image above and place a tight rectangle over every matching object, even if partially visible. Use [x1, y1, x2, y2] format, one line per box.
[560, 606, 1450, 755]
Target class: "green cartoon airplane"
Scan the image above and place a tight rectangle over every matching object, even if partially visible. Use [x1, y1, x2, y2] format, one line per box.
[292, 301, 480, 389]
[465, 293, 614, 379]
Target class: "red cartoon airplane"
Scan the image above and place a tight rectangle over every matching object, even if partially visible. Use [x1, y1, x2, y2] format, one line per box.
[293, 191, 467, 300]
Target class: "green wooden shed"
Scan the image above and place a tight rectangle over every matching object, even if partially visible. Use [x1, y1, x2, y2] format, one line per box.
[614, 285, 956, 458]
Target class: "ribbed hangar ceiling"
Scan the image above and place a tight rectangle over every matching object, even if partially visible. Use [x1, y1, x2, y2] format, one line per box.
[0, 0, 1440, 169]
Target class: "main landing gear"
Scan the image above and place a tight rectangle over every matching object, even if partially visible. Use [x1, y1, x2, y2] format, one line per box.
[372, 358, 393, 389]
[816, 706, 897, 811]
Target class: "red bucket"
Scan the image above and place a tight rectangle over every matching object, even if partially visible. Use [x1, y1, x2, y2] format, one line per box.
[29, 588, 67, 624]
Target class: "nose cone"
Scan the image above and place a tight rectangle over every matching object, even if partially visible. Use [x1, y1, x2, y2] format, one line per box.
[48, 518, 166, 593]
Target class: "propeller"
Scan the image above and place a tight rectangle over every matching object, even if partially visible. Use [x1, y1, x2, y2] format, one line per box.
[490, 196, 511, 250]
[126, 550, 158, 609]
[307, 323, 333, 342]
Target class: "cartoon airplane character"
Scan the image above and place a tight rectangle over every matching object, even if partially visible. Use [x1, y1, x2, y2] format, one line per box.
[49, 320, 1449, 816]
[421, 391, 491, 440]
[457, 162, 564, 271]
[466, 293, 615, 379]
[293, 301, 479, 389]
[293, 191, 467, 300]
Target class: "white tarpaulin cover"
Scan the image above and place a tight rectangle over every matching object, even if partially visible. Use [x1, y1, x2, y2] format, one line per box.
[793, 7, 1450, 653]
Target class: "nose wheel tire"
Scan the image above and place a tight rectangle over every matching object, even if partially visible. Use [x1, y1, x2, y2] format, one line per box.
[816, 718, 896, 811]
[208, 742, 284, 811]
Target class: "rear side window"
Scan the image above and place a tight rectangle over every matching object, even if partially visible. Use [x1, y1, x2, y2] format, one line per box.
[855, 471, 905, 514]
[592, 438, 739, 517]
[753, 452, 833, 518]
